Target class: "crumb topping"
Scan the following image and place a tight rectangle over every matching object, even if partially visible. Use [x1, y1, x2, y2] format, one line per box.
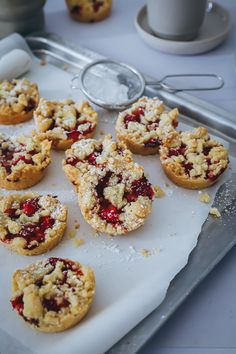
[160, 127, 229, 180]
[0, 134, 51, 179]
[0, 79, 38, 113]
[11, 257, 95, 329]
[0, 193, 67, 250]
[64, 135, 154, 234]
[34, 99, 97, 143]
[116, 96, 178, 148]
[209, 207, 221, 218]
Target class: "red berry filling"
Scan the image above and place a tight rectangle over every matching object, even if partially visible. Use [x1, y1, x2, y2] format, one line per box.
[4, 208, 18, 219]
[0, 145, 37, 174]
[144, 138, 160, 148]
[47, 257, 83, 277]
[21, 198, 39, 216]
[93, 0, 103, 12]
[168, 144, 187, 157]
[126, 176, 154, 202]
[24, 98, 36, 112]
[4, 216, 55, 250]
[203, 146, 212, 156]
[11, 295, 24, 315]
[11, 294, 39, 325]
[124, 107, 144, 128]
[99, 201, 120, 224]
[95, 171, 112, 198]
[66, 121, 93, 142]
[42, 297, 70, 312]
[66, 156, 79, 166]
[183, 162, 193, 175]
[87, 151, 101, 165]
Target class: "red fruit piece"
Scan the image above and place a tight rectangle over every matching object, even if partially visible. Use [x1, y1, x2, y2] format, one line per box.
[87, 151, 101, 165]
[99, 202, 120, 224]
[93, 1, 103, 12]
[124, 107, 144, 128]
[13, 155, 33, 166]
[66, 156, 79, 166]
[203, 146, 212, 156]
[40, 216, 55, 231]
[4, 208, 18, 218]
[47, 257, 84, 277]
[184, 162, 193, 175]
[95, 171, 112, 198]
[168, 144, 187, 157]
[43, 297, 70, 312]
[126, 176, 154, 202]
[11, 295, 24, 314]
[21, 198, 39, 216]
[67, 130, 81, 141]
[144, 138, 160, 148]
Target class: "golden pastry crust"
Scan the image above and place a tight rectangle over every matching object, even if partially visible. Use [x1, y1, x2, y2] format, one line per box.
[0, 193, 67, 255]
[63, 135, 154, 235]
[0, 79, 39, 125]
[160, 127, 229, 189]
[11, 257, 95, 332]
[34, 99, 98, 150]
[0, 134, 51, 190]
[116, 96, 178, 155]
[66, 0, 112, 22]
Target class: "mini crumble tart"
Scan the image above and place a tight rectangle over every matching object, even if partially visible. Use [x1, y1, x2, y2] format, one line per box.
[0, 79, 39, 125]
[63, 135, 154, 235]
[10, 257, 95, 332]
[34, 98, 98, 150]
[66, 0, 112, 22]
[0, 133, 51, 190]
[160, 127, 229, 189]
[0, 193, 67, 255]
[116, 96, 178, 155]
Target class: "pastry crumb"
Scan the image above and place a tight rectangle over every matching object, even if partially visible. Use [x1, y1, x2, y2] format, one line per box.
[164, 182, 170, 188]
[209, 207, 221, 218]
[199, 191, 211, 203]
[99, 130, 107, 136]
[67, 230, 76, 239]
[73, 238, 85, 247]
[153, 185, 165, 198]
[140, 248, 151, 258]
[40, 59, 47, 66]
[75, 223, 80, 230]
[62, 64, 69, 71]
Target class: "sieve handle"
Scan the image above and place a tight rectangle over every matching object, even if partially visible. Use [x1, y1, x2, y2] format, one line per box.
[146, 74, 224, 93]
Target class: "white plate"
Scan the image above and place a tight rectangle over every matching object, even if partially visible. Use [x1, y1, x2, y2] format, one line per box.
[135, 3, 231, 55]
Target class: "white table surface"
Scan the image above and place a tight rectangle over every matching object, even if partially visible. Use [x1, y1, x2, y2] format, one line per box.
[44, 1, 236, 353]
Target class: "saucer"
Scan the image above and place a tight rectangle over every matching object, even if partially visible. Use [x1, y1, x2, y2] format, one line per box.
[135, 3, 231, 55]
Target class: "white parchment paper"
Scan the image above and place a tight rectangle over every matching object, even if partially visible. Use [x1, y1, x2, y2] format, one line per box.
[0, 59, 234, 354]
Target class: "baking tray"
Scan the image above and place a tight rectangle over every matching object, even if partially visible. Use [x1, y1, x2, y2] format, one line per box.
[25, 33, 236, 354]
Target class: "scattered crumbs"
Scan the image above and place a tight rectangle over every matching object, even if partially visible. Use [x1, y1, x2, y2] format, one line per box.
[129, 245, 136, 254]
[73, 238, 85, 247]
[198, 191, 211, 203]
[92, 231, 100, 238]
[209, 207, 221, 218]
[140, 248, 151, 258]
[62, 64, 69, 71]
[40, 59, 47, 66]
[75, 222, 80, 230]
[153, 185, 165, 198]
[164, 182, 170, 188]
[99, 130, 107, 136]
[67, 230, 76, 239]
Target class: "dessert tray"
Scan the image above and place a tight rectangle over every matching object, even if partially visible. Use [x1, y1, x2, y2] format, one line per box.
[0, 33, 236, 354]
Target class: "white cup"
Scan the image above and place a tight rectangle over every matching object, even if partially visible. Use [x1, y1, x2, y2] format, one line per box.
[146, 0, 207, 41]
